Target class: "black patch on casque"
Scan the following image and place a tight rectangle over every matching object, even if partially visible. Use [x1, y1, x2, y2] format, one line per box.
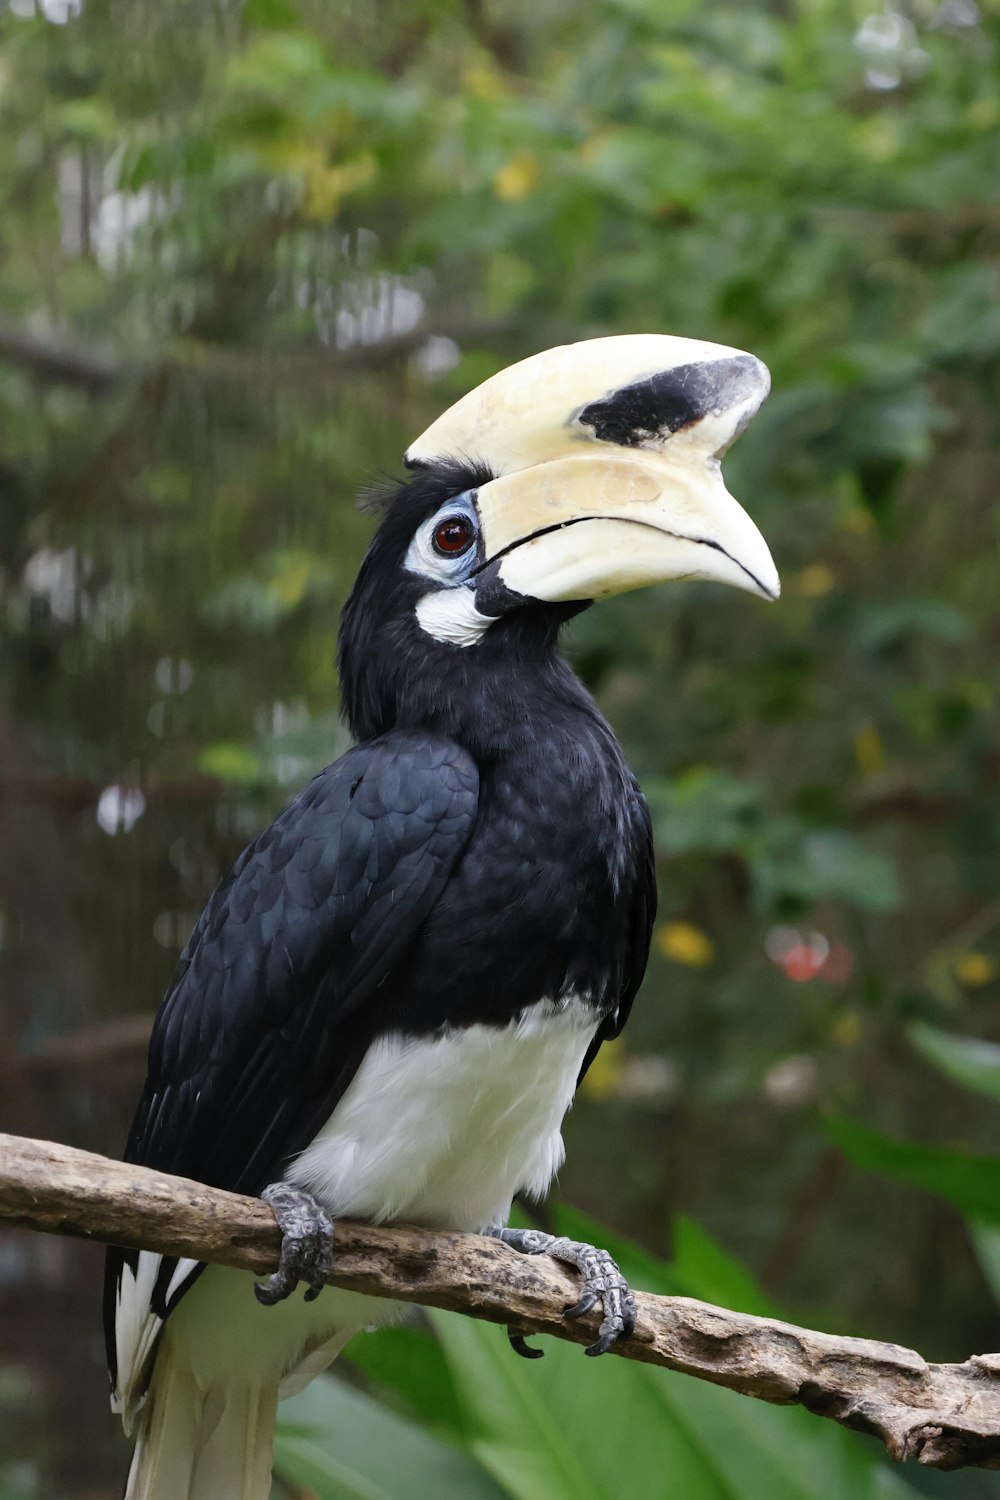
[575, 354, 763, 448]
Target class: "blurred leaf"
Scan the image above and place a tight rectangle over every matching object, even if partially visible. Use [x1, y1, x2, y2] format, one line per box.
[787, 831, 900, 913]
[245, 0, 299, 26]
[54, 99, 118, 140]
[429, 1306, 735, 1500]
[647, 773, 899, 914]
[647, 769, 760, 857]
[828, 1117, 1000, 1226]
[0, 1464, 37, 1500]
[202, 551, 336, 630]
[968, 1221, 1000, 1310]
[908, 1022, 1000, 1101]
[198, 742, 264, 784]
[919, 264, 1000, 360]
[426, 1211, 920, 1500]
[273, 1437, 392, 1500]
[670, 1215, 777, 1319]
[343, 1323, 467, 1439]
[275, 1371, 504, 1500]
[849, 598, 971, 659]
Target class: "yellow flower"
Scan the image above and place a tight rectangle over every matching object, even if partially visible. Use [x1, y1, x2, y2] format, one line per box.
[857, 117, 900, 163]
[967, 97, 999, 130]
[797, 564, 835, 598]
[657, 921, 714, 967]
[854, 725, 885, 775]
[954, 953, 997, 988]
[839, 505, 873, 536]
[464, 64, 505, 101]
[303, 153, 377, 222]
[271, 554, 314, 608]
[578, 1039, 624, 1100]
[832, 1011, 861, 1047]
[493, 152, 540, 202]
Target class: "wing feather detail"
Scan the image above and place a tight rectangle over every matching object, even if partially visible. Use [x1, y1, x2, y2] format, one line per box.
[104, 730, 478, 1419]
[577, 789, 656, 1084]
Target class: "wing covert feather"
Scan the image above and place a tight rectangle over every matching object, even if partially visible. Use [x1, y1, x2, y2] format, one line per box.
[122, 730, 478, 1194]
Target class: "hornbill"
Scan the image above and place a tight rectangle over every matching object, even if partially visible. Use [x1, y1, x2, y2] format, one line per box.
[104, 334, 778, 1499]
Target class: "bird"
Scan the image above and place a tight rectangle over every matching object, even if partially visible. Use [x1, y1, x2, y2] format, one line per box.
[104, 333, 779, 1499]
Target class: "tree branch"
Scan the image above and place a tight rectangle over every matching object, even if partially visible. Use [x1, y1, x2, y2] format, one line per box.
[1, 1132, 998, 1471]
[0, 314, 506, 391]
[0, 315, 129, 390]
[21, 1014, 154, 1072]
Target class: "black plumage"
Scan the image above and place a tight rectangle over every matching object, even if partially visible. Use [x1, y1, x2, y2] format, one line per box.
[104, 456, 655, 1410]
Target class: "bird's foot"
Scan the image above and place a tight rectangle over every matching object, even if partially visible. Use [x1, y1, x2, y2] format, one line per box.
[488, 1226, 637, 1358]
[255, 1183, 334, 1306]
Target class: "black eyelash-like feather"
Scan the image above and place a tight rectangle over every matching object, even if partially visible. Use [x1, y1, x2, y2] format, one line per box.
[359, 456, 496, 520]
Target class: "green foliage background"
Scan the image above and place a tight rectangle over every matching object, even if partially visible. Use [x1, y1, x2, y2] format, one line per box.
[0, 0, 998, 1495]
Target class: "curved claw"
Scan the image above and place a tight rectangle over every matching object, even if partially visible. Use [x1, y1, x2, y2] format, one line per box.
[254, 1270, 294, 1306]
[564, 1291, 599, 1322]
[508, 1329, 545, 1360]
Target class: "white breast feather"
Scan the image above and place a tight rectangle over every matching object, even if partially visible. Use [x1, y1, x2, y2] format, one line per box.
[286, 998, 599, 1232]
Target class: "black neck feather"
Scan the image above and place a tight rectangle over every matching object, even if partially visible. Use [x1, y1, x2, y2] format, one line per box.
[338, 467, 591, 756]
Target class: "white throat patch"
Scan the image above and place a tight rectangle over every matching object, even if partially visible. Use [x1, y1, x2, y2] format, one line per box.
[415, 588, 493, 647]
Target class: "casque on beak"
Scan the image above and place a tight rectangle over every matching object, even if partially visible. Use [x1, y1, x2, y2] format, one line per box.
[405, 334, 779, 606]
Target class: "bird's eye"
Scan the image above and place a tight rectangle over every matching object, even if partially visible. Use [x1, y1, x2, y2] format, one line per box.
[432, 515, 475, 557]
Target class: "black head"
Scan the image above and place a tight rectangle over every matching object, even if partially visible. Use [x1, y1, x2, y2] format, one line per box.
[337, 461, 586, 746]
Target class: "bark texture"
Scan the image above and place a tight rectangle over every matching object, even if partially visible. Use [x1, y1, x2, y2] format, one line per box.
[1, 1131, 998, 1471]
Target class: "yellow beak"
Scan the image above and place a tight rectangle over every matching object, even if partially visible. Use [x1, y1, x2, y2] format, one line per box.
[407, 334, 779, 605]
[474, 450, 778, 602]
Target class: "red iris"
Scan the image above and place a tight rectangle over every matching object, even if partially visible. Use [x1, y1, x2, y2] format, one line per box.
[432, 516, 475, 556]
